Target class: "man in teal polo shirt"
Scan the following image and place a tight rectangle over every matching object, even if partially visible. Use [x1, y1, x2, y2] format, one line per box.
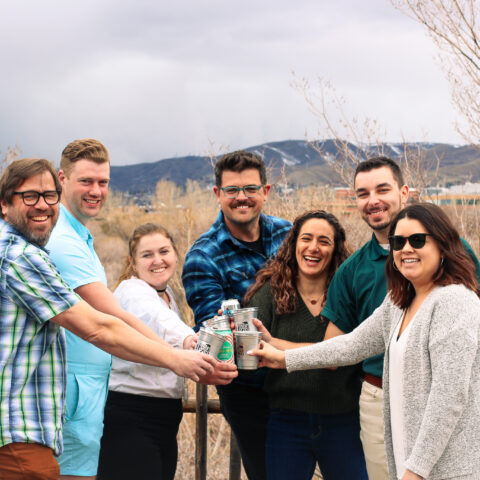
[323, 157, 480, 480]
[47, 139, 236, 479]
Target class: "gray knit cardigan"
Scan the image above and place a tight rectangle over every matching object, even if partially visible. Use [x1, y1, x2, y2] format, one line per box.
[286, 284, 480, 480]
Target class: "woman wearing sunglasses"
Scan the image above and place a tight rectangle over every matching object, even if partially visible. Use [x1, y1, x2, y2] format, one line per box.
[251, 203, 480, 480]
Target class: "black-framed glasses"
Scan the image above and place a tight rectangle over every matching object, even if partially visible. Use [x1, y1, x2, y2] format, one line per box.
[220, 185, 264, 198]
[388, 233, 432, 251]
[13, 190, 61, 206]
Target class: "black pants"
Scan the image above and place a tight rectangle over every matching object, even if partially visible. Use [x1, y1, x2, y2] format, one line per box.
[97, 391, 183, 480]
[217, 382, 269, 480]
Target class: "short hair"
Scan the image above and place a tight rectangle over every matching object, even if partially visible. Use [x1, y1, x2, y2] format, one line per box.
[354, 156, 404, 188]
[244, 210, 350, 314]
[60, 139, 110, 176]
[116, 223, 178, 287]
[0, 158, 61, 218]
[386, 203, 479, 308]
[214, 150, 267, 187]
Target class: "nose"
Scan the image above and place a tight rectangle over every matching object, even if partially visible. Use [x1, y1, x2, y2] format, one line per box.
[35, 195, 49, 210]
[401, 238, 414, 252]
[89, 182, 101, 197]
[236, 188, 248, 199]
[367, 192, 380, 205]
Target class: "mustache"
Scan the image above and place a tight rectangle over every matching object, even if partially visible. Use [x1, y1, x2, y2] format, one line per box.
[231, 199, 255, 208]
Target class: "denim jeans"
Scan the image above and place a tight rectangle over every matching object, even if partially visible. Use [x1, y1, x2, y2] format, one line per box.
[266, 408, 368, 480]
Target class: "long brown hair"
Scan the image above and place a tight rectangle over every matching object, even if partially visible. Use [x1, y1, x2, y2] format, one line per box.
[244, 210, 350, 314]
[386, 203, 480, 308]
[116, 223, 178, 287]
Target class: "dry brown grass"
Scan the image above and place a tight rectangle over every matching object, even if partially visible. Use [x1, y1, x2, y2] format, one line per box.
[90, 181, 479, 480]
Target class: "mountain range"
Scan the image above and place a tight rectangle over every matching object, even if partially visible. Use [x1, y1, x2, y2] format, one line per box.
[109, 139, 480, 194]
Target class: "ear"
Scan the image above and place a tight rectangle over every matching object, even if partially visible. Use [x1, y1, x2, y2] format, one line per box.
[213, 186, 221, 203]
[0, 200, 8, 218]
[400, 184, 409, 207]
[58, 169, 67, 185]
[263, 184, 271, 201]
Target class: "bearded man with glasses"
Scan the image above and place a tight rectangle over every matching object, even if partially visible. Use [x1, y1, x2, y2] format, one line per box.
[0, 158, 220, 479]
[183, 150, 291, 480]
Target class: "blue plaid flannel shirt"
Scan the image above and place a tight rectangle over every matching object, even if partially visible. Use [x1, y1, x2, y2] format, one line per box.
[182, 211, 291, 330]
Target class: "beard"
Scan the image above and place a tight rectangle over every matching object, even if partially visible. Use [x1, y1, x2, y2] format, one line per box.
[7, 208, 58, 247]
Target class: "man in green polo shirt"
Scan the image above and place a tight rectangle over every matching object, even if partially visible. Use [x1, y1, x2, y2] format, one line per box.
[322, 156, 480, 480]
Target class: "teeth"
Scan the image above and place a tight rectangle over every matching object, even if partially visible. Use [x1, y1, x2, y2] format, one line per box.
[403, 259, 419, 263]
[152, 268, 166, 273]
[304, 256, 320, 262]
[235, 205, 249, 209]
[31, 216, 48, 221]
[369, 208, 386, 215]
[85, 199, 99, 204]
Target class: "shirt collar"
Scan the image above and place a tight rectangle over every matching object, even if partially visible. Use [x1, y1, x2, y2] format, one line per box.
[214, 211, 267, 247]
[369, 232, 390, 260]
[60, 204, 93, 244]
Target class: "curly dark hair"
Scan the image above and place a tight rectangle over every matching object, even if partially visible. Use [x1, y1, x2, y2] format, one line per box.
[244, 210, 350, 314]
[386, 203, 480, 308]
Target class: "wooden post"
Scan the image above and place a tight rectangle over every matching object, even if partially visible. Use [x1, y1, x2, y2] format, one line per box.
[195, 383, 208, 480]
[229, 430, 242, 480]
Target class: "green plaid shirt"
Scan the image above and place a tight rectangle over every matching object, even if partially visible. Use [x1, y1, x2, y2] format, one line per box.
[0, 219, 80, 455]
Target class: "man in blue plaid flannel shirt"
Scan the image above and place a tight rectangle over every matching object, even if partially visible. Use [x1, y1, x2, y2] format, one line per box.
[183, 151, 291, 480]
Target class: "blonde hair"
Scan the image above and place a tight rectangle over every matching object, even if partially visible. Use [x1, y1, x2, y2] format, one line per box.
[60, 139, 110, 176]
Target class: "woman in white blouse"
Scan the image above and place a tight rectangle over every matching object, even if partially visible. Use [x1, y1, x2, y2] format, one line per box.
[97, 223, 197, 480]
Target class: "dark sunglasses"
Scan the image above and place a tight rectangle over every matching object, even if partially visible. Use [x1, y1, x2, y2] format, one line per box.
[388, 233, 432, 251]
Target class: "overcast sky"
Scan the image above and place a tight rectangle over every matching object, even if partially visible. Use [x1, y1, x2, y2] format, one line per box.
[0, 0, 461, 165]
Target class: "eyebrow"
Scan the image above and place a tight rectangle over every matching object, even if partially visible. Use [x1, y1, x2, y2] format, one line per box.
[355, 182, 393, 194]
[300, 233, 333, 241]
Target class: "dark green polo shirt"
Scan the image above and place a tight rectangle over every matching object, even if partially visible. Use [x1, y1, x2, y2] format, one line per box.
[322, 233, 480, 378]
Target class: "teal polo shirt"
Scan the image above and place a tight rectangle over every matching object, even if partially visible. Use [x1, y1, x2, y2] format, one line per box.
[322, 233, 480, 378]
[322, 234, 389, 377]
[46, 204, 111, 370]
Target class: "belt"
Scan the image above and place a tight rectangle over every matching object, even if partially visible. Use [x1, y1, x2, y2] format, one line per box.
[364, 373, 382, 389]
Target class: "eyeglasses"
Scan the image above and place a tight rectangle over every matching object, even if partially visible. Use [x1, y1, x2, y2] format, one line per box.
[13, 190, 61, 206]
[388, 233, 432, 251]
[220, 185, 264, 198]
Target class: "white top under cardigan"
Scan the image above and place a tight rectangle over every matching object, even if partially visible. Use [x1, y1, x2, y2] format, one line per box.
[389, 312, 415, 479]
[285, 285, 480, 480]
[108, 277, 193, 399]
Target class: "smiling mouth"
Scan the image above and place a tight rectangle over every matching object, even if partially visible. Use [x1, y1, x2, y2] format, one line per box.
[367, 207, 387, 217]
[84, 199, 100, 205]
[30, 215, 49, 223]
[152, 267, 166, 273]
[402, 259, 420, 264]
[304, 256, 321, 263]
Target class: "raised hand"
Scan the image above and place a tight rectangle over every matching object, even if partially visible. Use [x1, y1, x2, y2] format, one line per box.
[198, 361, 238, 385]
[171, 349, 217, 382]
[247, 340, 286, 369]
[183, 334, 198, 350]
[252, 318, 272, 342]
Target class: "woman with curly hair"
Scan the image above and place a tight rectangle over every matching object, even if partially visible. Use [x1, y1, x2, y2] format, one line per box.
[244, 210, 367, 480]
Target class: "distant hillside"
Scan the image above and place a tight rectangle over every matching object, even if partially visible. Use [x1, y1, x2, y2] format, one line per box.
[110, 140, 480, 194]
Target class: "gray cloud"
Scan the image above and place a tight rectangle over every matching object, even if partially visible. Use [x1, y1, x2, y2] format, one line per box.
[0, 0, 460, 165]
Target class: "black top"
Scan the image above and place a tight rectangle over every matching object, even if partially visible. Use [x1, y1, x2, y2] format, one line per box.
[248, 281, 362, 415]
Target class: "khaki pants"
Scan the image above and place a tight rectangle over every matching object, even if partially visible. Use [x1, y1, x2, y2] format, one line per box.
[0, 442, 59, 480]
[359, 381, 389, 480]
